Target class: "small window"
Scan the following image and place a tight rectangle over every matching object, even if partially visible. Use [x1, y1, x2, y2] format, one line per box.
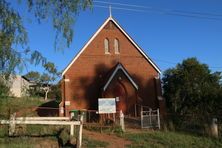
[114, 38, 120, 54]
[104, 38, 110, 54]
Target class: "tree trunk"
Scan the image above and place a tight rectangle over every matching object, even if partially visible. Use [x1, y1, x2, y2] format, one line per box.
[45, 89, 49, 100]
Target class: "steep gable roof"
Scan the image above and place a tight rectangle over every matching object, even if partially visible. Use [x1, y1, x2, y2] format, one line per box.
[103, 63, 138, 91]
[62, 16, 161, 76]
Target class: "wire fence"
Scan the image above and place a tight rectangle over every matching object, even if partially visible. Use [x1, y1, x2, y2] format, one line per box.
[1, 105, 221, 138]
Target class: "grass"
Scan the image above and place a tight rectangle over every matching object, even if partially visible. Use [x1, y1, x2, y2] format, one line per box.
[0, 125, 74, 147]
[84, 122, 124, 135]
[1, 97, 222, 147]
[121, 130, 222, 148]
[0, 97, 73, 147]
[0, 97, 44, 118]
[0, 137, 58, 148]
[83, 136, 108, 148]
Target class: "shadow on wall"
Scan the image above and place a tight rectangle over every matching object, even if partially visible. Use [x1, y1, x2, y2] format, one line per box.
[36, 100, 59, 116]
[76, 62, 157, 111]
[77, 63, 110, 110]
[66, 61, 160, 121]
[145, 77, 159, 109]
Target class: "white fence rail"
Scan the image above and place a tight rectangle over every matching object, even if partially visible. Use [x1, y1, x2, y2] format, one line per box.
[141, 108, 160, 129]
[15, 117, 70, 121]
[0, 114, 83, 148]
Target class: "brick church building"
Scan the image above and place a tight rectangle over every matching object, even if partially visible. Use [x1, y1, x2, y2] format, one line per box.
[59, 15, 165, 117]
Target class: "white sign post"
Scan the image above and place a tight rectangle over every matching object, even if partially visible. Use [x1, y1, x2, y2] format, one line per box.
[98, 98, 116, 114]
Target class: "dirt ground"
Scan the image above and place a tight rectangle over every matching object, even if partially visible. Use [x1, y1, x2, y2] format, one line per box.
[83, 129, 132, 148]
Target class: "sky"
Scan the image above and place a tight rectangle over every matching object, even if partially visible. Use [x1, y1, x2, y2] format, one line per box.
[11, 0, 222, 77]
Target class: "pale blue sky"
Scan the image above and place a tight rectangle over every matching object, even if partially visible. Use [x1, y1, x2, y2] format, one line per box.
[11, 0, 222, 76]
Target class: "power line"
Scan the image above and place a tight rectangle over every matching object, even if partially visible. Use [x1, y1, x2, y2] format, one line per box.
[94, 0, 153, 9]
[93, 1, 222, 21]
[91, 1, 222, 70]
[94, 0, 222, 17]
[94, 5, 147, 13]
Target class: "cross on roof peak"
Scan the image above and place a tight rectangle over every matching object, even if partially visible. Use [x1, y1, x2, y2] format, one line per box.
[109, 5, 112, 17]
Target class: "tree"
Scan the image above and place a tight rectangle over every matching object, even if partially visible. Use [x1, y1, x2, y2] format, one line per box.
[0, 0, 92, 80]
[41, 62, 60, 100]
[163, 57, 222, 118]
[0, 0, 28, 78]
[26, 0, 92, 50]
[24, 71, 42, 97]
[0, 77, 10, 97]
[40, 73, 52, 100]
[24, 71, 41, 82]
[48, 83, 61, 101]
[24, 62, 59, 100]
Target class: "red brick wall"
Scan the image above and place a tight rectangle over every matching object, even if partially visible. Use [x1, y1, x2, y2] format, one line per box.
[62, 20, 160, 115]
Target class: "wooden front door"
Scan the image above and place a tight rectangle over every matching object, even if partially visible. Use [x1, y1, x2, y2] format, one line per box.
[103, 81, 128, 114]
[114, 82, 127, 113]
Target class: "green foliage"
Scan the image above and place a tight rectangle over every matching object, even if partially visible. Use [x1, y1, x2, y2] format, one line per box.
[24, 62, 60, 99]
[0, 125, 8, 137]
[0, 0, 27, 76]
[24, 71, 41, 82]
[58, 128, 72, 146]
[0, 77, 10, 97]
[0, 0, 92, 79]
[0, 1, 46, 77]
[43, 62, 58, 75]
[163, 57, 222, 118]
[24, 71, 46, 98]
[27, 0, 92, 50]
[25, 125, 64, 136]
[48, 83, 61, 101]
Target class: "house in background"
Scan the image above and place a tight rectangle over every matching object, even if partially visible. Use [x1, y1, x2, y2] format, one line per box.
[9, 75, 31, 97]
[60, 16, 165, 117]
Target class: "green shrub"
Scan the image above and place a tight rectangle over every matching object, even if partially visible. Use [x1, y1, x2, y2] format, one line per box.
[0, 125, 8, 137]
[0, 79, 10, 97]
[58, 128, 74, 146]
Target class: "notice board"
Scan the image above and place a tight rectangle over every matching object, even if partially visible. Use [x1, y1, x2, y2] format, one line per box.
[98, 98, 116, 114]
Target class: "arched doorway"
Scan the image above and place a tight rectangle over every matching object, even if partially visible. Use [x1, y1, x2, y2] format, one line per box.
[113, 80, 128, 113]
[102, 63, 139, 115]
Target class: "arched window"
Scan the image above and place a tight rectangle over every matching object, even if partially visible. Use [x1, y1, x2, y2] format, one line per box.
[114, 38, 120, 54]
[104, 38, 110, 54]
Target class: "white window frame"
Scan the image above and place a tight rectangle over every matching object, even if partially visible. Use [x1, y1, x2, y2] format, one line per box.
[104, 38, 110, 54]
[114, 38, 120, 54]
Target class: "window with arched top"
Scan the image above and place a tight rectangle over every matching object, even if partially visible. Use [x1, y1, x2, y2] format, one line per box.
[114, 38, 120, 54]
[104, 38, 110, 54]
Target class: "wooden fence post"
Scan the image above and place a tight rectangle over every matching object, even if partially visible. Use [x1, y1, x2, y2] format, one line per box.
[211, 118, 218, 138]
[9, 113, 16, 136]
[157, 108, 160, 129]
[149, 108, 152, 127]
[77, 113, 84, 148]
[120, 110, 125, 132]
[70, 124, 74, 136]
[135, 104, 137, 117]
[141, 110, 143, 128]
